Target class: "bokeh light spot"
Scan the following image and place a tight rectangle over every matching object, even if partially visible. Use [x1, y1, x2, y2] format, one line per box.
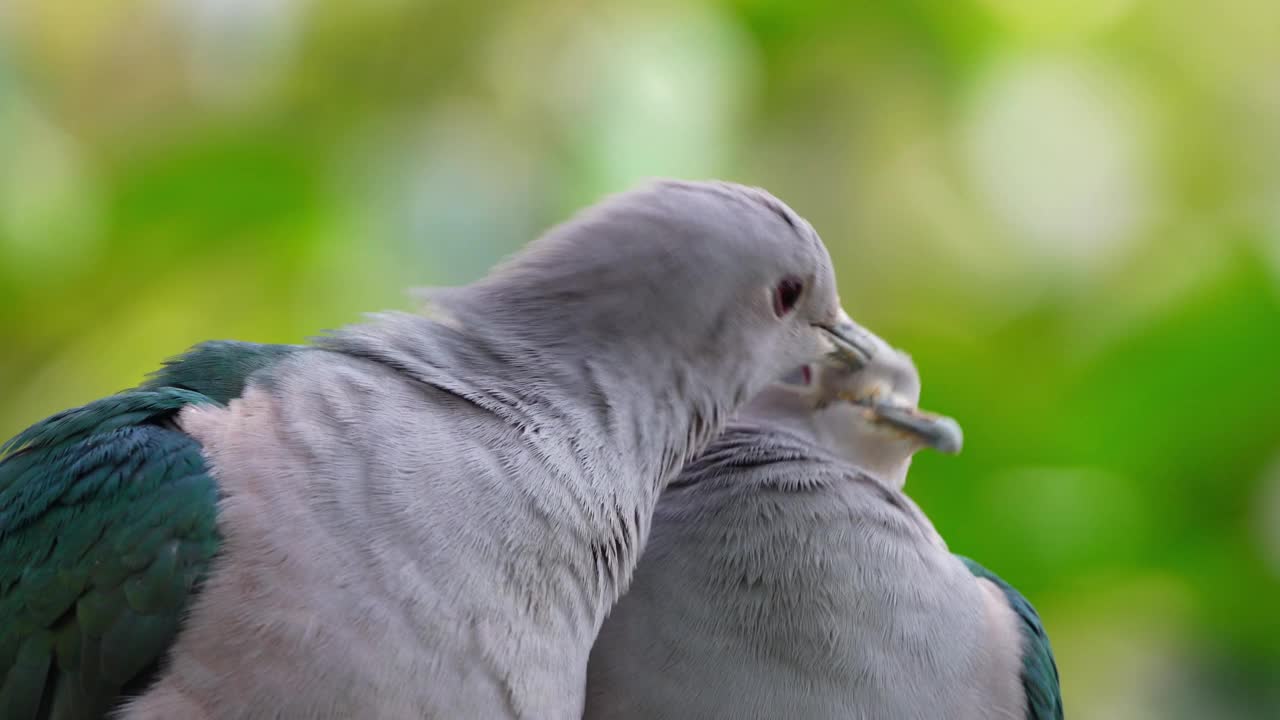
[962, 55, 1155, 277]
[0, 96, 100, 278]
[171, 0, 306, 109]
[548, 6, 758, 194]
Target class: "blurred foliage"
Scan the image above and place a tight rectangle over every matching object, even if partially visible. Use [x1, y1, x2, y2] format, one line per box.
[1, 0, 1279, 716]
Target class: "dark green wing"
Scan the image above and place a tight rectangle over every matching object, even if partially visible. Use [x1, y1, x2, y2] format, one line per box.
[957, 555, 1064, 720]
[140, 340, 299, 405]
[0, 341, 297, 720]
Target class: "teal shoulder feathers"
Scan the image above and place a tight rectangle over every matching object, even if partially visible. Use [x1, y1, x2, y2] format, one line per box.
[0, 341, 297, 720]
[957, 555, 1064, 720]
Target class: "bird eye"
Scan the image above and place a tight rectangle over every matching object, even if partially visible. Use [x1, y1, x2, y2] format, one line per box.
[772, 276, 804, 317]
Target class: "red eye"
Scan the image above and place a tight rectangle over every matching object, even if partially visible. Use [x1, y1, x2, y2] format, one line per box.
[772, 276, 804, 317]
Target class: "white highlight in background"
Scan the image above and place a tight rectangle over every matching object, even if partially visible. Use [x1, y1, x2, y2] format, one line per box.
[962, 55, 1154, 276]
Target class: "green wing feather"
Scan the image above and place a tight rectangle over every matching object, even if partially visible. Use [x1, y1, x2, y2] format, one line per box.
[0, 341, 297, 720]
[140, 340, 299, 405]
[957, 555, 1063, 720]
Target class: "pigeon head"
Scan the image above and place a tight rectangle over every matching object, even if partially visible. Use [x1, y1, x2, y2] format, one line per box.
[743, 323, 962, 489]
[427, 179, 872, 436]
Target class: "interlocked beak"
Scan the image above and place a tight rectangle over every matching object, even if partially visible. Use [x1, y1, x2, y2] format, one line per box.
[814, 310, 875, 371]
[809, 310, 964, 455]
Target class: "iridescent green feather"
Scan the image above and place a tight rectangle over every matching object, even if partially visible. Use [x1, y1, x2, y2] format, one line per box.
[957, 555, 1064, 720]
[0, 341, 297, 720]
[140, 340, 300, 405]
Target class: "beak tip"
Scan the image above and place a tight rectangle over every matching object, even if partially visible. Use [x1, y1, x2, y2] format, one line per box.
[929, 417, 964, 454]
[870, 403, 964, 455]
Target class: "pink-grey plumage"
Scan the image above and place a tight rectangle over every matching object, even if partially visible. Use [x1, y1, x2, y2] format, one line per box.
[585, 328, 1062, 720]
[1, 179, 871, 719]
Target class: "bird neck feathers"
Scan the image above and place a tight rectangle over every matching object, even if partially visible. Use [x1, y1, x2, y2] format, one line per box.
[319, 305, 734, 513]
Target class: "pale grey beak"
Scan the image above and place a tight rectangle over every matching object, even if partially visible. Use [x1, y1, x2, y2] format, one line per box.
[866, 403, 964, 454]
[816, 311, 875, 370]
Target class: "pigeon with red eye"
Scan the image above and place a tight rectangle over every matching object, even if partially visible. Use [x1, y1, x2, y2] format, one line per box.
[0, 180, 874, 720]
[585, 325, 1062, 720]
[772, 277, 803, 317]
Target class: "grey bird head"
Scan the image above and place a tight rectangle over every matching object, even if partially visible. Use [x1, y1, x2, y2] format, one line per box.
[742, 322, 962, 489]
[422, 179, 873, 452]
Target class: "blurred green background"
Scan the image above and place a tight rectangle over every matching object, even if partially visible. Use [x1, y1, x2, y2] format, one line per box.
[2, 0, 1278, 716]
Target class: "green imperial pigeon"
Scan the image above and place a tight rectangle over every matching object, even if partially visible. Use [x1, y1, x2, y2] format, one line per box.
[585, 326, 1063, 720]
[0, 180, 876, 719]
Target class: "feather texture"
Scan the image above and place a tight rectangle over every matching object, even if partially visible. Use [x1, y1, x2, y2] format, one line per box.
[0, 341, 295, 720]
[4, 181, 854, 719]
[586, 422, 1052, 720]
[958, 556, 1064, 720]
